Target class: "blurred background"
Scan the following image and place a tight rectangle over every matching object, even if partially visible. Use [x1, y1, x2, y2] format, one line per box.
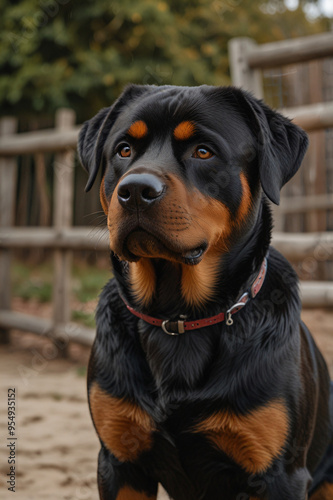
[0, 1, 333, 499]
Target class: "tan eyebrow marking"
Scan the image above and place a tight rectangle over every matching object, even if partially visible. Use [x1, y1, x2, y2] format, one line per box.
[174, 121, 196, 140]
[127, 120, 148, 139]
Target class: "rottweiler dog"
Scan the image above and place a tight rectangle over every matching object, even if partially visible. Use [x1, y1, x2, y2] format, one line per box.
[78, 85, 333, 500]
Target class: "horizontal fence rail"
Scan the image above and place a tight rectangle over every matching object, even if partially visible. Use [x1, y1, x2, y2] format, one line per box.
[0, 126, 80, 156]
[1, 228, 333, 261]
[279, 194, 333, 214]
[0, 227, 108, 249]
[0, 310, 95, 346]
[246, 32, 333, 69]
[280, 102, 333, 132]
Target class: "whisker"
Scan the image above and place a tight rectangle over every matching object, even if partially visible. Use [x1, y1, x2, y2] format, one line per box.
[84, 210, 105, 218]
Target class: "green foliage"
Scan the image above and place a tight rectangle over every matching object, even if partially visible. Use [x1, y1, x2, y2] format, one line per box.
[76, 366, 87, 377]
[0, 0, 329, 120]
[12, 260, 109, 330]
[12, 260, 53, 302]
[14, 279, 53, 302]
[71, 309, 95, 328]
[72, 265, 109, 302]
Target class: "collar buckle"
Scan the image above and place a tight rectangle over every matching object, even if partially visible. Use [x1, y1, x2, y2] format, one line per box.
[161, 319, 185, 336]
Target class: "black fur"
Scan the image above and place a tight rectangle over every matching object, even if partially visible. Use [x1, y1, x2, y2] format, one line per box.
[79, 85, 333, 499]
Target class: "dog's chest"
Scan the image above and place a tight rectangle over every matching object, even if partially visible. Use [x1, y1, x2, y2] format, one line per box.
[90, 374, 288, 481]
[90, 309, 289, 482]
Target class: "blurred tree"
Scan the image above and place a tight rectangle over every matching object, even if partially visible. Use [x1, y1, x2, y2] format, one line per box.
[0, 0, 330, 121]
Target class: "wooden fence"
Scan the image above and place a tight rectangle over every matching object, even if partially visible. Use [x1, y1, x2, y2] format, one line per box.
[0, 110, 97, 347]
[229, 32, 333, 230]
[0, 32, 333, 348]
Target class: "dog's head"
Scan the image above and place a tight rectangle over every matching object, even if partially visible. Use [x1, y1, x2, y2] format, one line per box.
[78, 85, 308, 306]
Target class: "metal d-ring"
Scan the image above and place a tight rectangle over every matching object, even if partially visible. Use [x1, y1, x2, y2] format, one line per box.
[161, 320, 185, 336]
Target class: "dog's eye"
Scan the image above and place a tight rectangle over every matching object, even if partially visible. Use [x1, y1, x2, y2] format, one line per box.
[193, 146, 214, 159]
[117, 144, 132, 158]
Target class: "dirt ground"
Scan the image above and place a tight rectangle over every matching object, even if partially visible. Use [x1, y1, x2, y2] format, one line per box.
[0, 307, 332, 500]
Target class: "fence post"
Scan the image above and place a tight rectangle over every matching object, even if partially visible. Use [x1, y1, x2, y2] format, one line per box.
[0, 117, 18, 343]
[53, 109, 76, 355]
[228, 37, 264, 98]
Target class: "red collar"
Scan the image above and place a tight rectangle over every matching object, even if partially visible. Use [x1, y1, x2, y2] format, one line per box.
[122, 257, 267, 336]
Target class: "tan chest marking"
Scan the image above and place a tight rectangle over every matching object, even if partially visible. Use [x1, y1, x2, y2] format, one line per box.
[89, 383, 155, 462]
[181, 250, 222, 307]
[129, 258, 156, 307]
[116, 486, 156, 500]
[193, 400, 289, 474]
[310, 482, 333, 500]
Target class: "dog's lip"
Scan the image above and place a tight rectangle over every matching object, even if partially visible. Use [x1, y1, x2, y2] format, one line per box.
[122, 228, 207, 265]
[182, 245, 206, 265]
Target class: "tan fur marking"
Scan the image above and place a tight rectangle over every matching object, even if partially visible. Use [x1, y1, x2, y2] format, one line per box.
[129, 259, 156, 306]
[100, 176, 108, 215]
[89, 383, 155, 462]
[174, 121, 196, 141]
[238, 172, 252, 223]
[180, 193, 232, 307]
[116, 486, 156, 500]
[181, 250, 222, 307]
[193, 400, 289, 474]
[310, 482, 333, 500]
[127, 121, 148, 139]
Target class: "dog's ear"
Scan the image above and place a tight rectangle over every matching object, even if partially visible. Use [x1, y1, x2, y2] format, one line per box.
[232, 89, 309, 205]
[78, 85, 151, 192]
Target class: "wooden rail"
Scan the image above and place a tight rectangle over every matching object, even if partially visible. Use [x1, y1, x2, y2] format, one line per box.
[246, 32, 333, 69]
[0, 310, 95, 346]
[0, 227, 109, 249]
[279, 194, 333, 214]
[1, 227, 333, 262]
[0, 126, 80, 156]
[280, 102, 333, 132]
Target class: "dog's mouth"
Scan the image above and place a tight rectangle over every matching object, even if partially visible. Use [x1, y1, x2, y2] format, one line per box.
[122, 229, 207, 265]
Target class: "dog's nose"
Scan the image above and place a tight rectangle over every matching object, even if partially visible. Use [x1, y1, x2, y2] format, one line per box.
[117, 174, 166, 210]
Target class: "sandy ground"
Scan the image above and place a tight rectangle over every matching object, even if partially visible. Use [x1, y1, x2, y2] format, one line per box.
[0, 308, 332, 500]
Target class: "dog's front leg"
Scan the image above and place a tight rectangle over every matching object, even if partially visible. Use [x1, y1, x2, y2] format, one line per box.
[265, 467, 312, 500]
[97, 446, 158, 500]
